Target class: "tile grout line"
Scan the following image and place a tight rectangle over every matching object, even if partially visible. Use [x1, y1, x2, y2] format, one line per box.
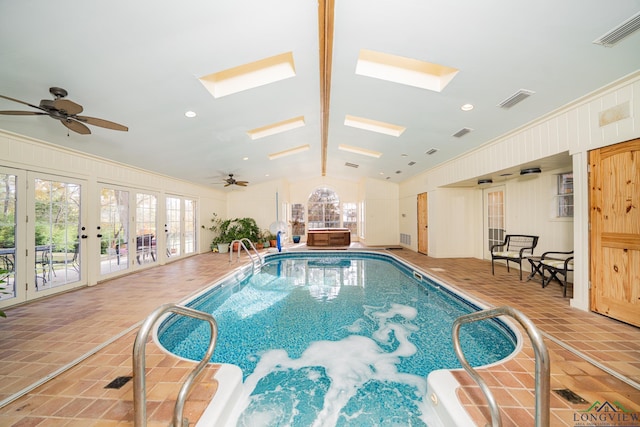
[0, 321, 143, 410]
[540, 330, 640, 390]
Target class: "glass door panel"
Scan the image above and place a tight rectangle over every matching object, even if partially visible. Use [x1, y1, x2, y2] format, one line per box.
[166, 197, 181, 258]
[484, 186, 505, 259]
[184, 199, 196, 254]
[100, 187, 130, 276]
[33, 177, 82, 292]
[0, 173, 17, 304]
[136, 193, 157, 266]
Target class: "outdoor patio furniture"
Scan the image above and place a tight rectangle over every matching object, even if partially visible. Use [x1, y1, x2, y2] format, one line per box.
[541, 250, 574, 297]
[491, 234, 539, 280]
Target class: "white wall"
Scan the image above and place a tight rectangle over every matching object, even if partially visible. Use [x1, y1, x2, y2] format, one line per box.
[398, 71, 640, 311]
[360, 178, 399, 246]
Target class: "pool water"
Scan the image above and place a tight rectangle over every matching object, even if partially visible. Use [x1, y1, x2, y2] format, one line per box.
[158, 252, 516, 426]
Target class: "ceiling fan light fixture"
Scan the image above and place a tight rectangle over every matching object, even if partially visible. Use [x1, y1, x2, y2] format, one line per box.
[356, 49, 458, 92]
[268, 144, 310, 160]
[199, 52, 296, 98]
[338, 144, 382, 158]
[248, 116, 305, 140]
[344, 114, 405, 137]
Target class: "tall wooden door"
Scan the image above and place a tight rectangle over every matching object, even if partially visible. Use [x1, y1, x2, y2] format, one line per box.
[589, 138, 640, 327]
[417, 192, 428, 254]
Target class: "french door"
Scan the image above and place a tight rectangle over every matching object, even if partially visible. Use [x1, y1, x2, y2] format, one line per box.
[483, 186, 505, 260]
[165, 196, 197, 260]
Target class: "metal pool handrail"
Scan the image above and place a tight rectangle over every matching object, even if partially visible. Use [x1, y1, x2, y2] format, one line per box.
[229, 238, 263, 270]
[133, 303, 218, 427]
[452, 305, 550, 427]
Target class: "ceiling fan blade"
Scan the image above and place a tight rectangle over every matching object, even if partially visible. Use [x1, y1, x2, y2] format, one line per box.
[0, 110, 48, 115]
[236, 182, 248, 187]
[62, 118, 91, 135]
[0, 94, 47, 112]
[224, 182, 232, 187]
[75, 115, 128, 131]
[53, 99, 83, 115]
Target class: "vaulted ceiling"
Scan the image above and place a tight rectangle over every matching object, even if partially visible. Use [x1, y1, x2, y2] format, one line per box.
[1, 1, 639, 189]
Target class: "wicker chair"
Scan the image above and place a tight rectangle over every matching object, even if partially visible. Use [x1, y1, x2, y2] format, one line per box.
[491, 235, 539, 280]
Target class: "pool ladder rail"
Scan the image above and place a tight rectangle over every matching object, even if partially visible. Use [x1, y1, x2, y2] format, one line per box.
[229, 238, 264, 271]
[452, 305, 550, 427]
[132, 303, 218, 427]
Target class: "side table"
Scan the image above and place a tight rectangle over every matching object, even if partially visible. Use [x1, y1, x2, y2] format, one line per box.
[526, 256, 544, 283]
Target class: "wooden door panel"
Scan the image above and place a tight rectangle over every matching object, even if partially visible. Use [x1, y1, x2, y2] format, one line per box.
[417, 192, 428, 254]
[589, 138, 640, 327]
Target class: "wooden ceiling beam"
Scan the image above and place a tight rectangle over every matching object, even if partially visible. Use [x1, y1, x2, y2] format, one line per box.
[318, 0, 335, 177]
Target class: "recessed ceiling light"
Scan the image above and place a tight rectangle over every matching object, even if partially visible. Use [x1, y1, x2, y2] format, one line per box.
[461, 104, 474, 111]
[185, 111, 197, 118]
[338, 144, 382, 158]
[268, 144, 310, 160]
[243, 157, 249, 161]
[356, 49, 459, 92]
[247, 116, 305, 140]
[344, 115, 405, 137]
[199, 52, 296, 98]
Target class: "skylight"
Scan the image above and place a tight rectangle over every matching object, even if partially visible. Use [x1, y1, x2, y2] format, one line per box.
[338, 144, 382, 158]
[247, 116, 305, 140]
[344, 115, 405, 137]
[268, 144, 310, 160]
[355, 49, 459, 92]
[199, 52, 296, 98]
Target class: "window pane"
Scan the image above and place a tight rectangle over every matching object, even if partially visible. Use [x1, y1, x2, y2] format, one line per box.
[0, 174, 17, 301]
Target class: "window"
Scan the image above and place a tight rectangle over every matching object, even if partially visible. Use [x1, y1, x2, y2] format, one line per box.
[307, 188, 340, 229]
[291, 203, 305, 235]
[557, 172, 573, 217]
[342, 202, 357, 235]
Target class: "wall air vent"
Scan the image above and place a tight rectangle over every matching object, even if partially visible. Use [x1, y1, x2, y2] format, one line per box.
[498, 89, 535, 109]
[345, 162, 359, 168]
[425, 148, 438, 155]
[593, 11, 640, 47]
[452, 128, 473, 138]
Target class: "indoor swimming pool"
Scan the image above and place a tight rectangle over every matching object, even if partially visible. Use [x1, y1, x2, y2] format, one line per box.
[157, 251, 518, 426]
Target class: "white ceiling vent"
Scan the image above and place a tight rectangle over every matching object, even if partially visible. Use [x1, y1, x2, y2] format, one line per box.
[593, 11, 640, 47]
[345, 162, 359, 168]
[425, 148, 438, 155]
[498, 89, 535, 109]
[452, 128, 473, 138]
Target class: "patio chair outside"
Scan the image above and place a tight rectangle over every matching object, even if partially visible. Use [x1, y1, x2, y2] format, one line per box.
[491, 234, 539, 280]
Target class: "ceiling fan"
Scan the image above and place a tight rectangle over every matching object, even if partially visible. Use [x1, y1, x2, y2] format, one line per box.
[0, 87, 128, 135]
[223, 174, 248, 187]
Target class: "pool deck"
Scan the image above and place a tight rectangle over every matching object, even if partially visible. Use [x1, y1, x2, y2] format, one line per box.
[0, 245, 638, 426]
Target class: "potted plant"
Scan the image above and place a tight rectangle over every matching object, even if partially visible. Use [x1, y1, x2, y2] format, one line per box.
[208, 213, 231, 253]
[267, 231, 278, 248]
[289, 218, 304, 243]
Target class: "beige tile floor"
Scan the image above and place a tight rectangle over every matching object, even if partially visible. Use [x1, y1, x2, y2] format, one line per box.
[0, 246, 638, 426]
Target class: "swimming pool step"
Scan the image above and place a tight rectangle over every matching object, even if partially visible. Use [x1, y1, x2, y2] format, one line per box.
[195, 364, 243, 427]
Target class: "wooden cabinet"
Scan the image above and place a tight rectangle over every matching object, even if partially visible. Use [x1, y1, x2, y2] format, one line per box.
[306, 228, 351, 247]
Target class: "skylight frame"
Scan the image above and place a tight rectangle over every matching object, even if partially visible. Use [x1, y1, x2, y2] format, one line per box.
[338, 144, 382, 158]
[344, 115, 406, 137]
[355, 49, 459, 92]
[247, 116, 305, 140]
[199, 52, 296, 98]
